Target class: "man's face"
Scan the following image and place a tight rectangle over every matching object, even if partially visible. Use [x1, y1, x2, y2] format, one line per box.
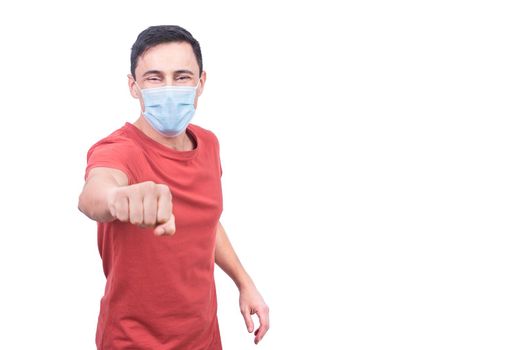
[128, 41, 206, 110]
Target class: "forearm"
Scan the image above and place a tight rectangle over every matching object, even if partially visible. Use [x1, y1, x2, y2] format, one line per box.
[214, 221, 254, 290]
[78, 176, 118, 222]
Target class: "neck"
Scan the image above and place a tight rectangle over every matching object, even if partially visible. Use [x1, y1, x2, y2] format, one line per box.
[133, 115, 194, 151]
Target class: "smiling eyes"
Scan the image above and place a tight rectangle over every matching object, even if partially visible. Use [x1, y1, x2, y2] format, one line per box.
[146, 76, 190, 82]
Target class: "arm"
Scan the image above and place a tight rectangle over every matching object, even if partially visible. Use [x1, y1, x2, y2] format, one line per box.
[78, 167, 128, 222]
[214, 221, 270, 344]
[78, 167, 175, 235]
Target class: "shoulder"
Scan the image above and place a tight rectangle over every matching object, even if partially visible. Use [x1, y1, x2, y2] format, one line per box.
[86, 125, 141, 159]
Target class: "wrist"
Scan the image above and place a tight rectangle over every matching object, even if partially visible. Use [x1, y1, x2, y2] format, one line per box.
[237, 275, 255, 292]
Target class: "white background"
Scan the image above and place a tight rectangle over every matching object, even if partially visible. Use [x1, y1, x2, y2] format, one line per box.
[0, 1, 522, 349]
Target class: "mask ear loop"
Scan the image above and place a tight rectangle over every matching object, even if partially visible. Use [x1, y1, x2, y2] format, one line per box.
[133, 80, 147, 118]
[133, 79, 142, 93]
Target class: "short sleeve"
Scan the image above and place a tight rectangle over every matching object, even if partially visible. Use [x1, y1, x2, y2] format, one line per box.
[213, 132, 223, 178]
[84, 138, 139, 184]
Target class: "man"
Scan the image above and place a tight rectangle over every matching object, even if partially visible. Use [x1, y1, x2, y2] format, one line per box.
[78, 25, 269, 349]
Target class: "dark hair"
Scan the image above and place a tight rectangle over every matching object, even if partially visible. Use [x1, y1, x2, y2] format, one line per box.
[130, 25, 203, 79]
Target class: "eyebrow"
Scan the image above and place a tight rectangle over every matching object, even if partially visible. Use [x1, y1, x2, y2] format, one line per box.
[142, 69, 194, 77]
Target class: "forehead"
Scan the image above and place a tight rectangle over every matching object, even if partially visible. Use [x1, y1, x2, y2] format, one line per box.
[136, 41, 198, 74]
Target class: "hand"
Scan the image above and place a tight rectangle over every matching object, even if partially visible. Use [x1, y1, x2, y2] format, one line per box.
[106, 181, 176, 236]
[239, 284, 270, 345]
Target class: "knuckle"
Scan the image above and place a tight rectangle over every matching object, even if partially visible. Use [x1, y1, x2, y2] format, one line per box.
[140, 181, 156, 194]
[156, 183, 168, 191]
[113, 189, 126, 202]
[145, 180, 156, 189]
[157, 184, 172, 196]
[128, 193, 142, 204]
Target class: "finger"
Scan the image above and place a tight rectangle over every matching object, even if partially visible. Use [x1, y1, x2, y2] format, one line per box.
[241, 308, 254, 333]
[164, 214, 176, 235]
[156, 189, 172, 224]
[128, 194, 144, 226]
[114, 195, 129, 222]
[154, 214, 176, 236]
[254, 307, 270, 344]
[142, 192, 158, 227]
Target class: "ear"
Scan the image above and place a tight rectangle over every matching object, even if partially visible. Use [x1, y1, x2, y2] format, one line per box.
[128, 74, 140, 99]
[196, 70, 207, 97]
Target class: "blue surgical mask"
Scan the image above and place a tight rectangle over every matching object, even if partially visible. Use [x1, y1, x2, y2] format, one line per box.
[135, 81, 200, 137]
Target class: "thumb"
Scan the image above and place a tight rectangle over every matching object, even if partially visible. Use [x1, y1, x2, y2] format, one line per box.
[241, 308, 254, 333]
[154, 214, 176, 236]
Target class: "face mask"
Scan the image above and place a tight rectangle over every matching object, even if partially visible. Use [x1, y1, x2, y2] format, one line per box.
[135, 81, 200, 137]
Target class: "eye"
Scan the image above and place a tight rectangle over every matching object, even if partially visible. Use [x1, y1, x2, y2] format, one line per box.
[147, 77, 161, 81]
[177, 76, 190, 80]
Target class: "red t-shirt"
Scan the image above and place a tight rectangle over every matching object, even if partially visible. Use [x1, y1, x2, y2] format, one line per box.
[84, 122, 223, 350]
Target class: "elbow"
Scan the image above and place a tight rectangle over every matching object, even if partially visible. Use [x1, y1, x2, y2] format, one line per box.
[77, 192, 90, 218]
